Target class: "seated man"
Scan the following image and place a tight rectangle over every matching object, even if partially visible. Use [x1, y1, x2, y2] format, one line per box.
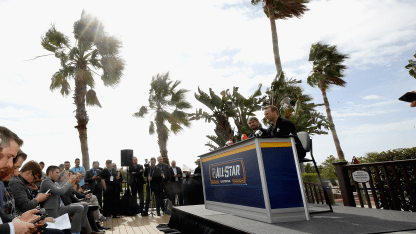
[0, 126, 43, 234]
[247, 116, 267, 138]
[40, 165, 88, 234]
[7, 156, 63, 234]
[264, 105, 306, 159]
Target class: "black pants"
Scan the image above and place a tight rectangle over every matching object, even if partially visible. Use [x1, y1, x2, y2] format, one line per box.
[103, 186, 118, 217]
[131, 183, 145, 212]
[93, 187, 103, 209]
[144, 185, 162, 213]
[171, 181, 183, 205]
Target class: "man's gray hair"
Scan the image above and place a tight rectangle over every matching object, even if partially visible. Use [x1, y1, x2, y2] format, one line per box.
[247, 116, 259, 125]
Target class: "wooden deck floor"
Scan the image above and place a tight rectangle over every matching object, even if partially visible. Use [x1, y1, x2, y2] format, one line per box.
[103, 214, 171, 234]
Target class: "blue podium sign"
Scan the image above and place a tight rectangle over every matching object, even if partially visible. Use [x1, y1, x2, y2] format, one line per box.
[199, 137, 310, 223]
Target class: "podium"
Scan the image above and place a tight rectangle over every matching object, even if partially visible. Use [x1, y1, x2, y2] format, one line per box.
[199, 136, 310, 223]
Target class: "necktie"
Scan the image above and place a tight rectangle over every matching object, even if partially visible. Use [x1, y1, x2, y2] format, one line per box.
[93, 169, 96, 176]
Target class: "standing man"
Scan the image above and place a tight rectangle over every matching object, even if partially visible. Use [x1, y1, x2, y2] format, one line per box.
[247, 116, 267, 138]
[85, 161, 103, 209]
[157, 156, 172, 203]
[169, 160, 183, 206]
[264, 105, 306, 159]
[143, 157, 163, 216]
[128, 157, 145, 214]
[194, 159, 201, 175]
[100, 160, 119, 218]
[71, 158, 86, 190]
[60, 161, 73, 182]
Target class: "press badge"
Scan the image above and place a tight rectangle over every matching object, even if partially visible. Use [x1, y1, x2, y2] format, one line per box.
[110, 176, 114, 181]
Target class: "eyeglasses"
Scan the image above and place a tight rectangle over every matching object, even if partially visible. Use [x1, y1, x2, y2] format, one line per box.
[32, 172, 40, 182]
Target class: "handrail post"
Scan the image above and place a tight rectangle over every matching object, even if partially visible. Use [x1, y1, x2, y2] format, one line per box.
[333, 161, 356, 207]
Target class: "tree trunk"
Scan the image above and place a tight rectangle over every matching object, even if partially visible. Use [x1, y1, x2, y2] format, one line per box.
[156, 109, 169, 165]
[267, 0, 283, 77]
[74, 72, 90, 170]
[319, 80, 345, 161]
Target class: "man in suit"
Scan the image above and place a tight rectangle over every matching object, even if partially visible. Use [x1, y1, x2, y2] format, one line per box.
[128, 156, 145, 214]
[85, 161, 103, 209]
[40, 165, 88, 234]
[143, 157, 163, 216]
[0, 126, 39, 234]
[169, 160, 183, 205]
[157, 156, 172, 204]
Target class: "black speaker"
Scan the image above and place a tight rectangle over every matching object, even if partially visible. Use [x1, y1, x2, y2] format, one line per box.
[121, 149, 133, 167]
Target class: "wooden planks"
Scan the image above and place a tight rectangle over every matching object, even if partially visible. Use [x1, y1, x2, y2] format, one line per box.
[102, 214, 171, 234]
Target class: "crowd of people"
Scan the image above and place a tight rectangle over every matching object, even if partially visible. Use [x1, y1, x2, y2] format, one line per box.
[0, 105, 304, 234]
[0, 127, 204, 234]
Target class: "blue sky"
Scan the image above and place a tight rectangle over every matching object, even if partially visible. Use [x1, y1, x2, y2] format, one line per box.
[0, 0, 415, 170]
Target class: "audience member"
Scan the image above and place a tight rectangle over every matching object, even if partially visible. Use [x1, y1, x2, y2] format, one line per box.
[85, 161, 103, 210]
[157, 156, 171, 205]
[40, 165, 88, 234]
[143, 157, 163, 216]
[169, 160, 183, 205]
[101, 160, 119, 218]
[71, 158, 86, 190]
[128, 157, 145, 214]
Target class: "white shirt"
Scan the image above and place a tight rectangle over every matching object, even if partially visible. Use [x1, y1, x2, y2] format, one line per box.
[0, 218, 16, 234]
[172, 167, 178, 181]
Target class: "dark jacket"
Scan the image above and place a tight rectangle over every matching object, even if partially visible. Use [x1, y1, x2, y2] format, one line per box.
[85, 168, 102, 193]
[169, 167, 183, 182]
[144, 166, 162, 189]
[128, 164, 145, 186]
[8, 175, 38, 213]
[266, 117, 306, 159]
[156, 163, 171, 183]
[248, 126, 267, 138]
[194, 167, 201, 175]
[0, 209, 11, 234]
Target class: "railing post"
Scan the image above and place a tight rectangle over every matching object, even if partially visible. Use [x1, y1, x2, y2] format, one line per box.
[333, 161, 356, 207]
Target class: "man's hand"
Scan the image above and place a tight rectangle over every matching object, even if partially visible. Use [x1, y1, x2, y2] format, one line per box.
[69, 174, 77, 182]
[411, 91, 416, 107]
[12, 219, 35, 234]
[81, 171, 85, 177]
[92, 175, 99, 179]
[86, 193, 92, 199]
[19, 209, 40, 223]
[35, 193, 50, 203]
[140, 169, 143, 172]
[148, 176, 152, 181]
[132, 172, 136, 174]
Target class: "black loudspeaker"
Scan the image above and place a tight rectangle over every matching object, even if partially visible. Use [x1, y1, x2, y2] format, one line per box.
[121, 149, 133, 167]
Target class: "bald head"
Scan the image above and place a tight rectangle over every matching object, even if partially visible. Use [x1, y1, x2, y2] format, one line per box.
[171, 160, 176, 167]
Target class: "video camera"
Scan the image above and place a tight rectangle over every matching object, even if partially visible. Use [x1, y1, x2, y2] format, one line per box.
[144, 159, 150, 168]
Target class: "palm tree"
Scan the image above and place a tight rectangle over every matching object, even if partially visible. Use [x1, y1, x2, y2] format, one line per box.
[251, 0, 309, 76]
[133, 72, 192, 165]
[307, 42, 349, 161]
[405, 50, 416, 79]
[37, 11, 124, 170]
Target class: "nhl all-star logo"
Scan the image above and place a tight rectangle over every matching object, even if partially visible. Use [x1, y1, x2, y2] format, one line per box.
[276, 128, 280, 132]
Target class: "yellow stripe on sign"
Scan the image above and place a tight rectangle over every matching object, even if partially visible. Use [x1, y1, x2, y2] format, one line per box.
[260, 142, 292, 148]
[202, 144, 256, 162]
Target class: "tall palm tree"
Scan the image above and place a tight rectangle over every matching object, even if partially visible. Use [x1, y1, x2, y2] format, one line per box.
[37, 11, 125, 169]
[133, 72, 192, 165]
[307, 42, 349, 161]
[251, 0, 309, 76]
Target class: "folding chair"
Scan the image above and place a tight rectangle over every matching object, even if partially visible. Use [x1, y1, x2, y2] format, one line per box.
[297, 131, 333, 213]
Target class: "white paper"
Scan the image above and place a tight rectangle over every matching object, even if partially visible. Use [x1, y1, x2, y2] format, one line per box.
[46, 213, 71, 230]
[110, 176, 114, 181]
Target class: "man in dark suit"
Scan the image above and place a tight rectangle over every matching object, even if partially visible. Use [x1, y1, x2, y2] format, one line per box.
[143, 157, 163, 216]
[128, 156, 145, 213]
[100, 160, 119, 218]
[0, 126, 39, 233]
[85, 161, 103, 208]
[157, 156, 172, 203]
[169, 160, 183, 205]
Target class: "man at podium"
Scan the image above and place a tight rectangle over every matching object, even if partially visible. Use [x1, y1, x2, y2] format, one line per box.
[264, 105, 306, 159]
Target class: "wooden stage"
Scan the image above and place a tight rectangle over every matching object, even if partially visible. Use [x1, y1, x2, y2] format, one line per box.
[103, 214, 171, 234]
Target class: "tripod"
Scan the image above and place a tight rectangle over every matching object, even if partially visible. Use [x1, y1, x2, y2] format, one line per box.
[147, 185, 157, 216]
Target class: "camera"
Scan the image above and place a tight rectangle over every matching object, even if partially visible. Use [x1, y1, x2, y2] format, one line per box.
[144, 159, 150, 168]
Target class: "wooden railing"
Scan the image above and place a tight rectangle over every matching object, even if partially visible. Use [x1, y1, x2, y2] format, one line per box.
[303, 181, 327, 204]
[333, 159, 416, 211]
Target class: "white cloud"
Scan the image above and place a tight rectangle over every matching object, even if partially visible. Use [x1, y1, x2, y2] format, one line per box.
[362, 95, 381, 100]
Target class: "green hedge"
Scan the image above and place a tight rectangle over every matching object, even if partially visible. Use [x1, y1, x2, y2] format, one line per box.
[364, 147, 416, 162]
